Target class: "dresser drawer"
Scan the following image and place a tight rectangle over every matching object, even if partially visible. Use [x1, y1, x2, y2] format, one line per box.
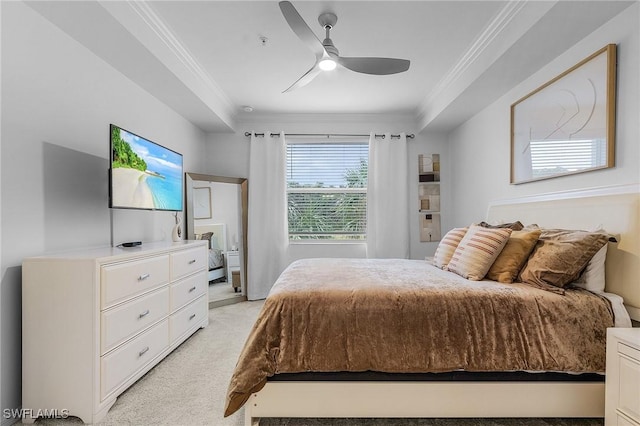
[170, 271, 207, 312]
[226, 251, 240, 267]
[619, 342, 640, 361]
[101, 287, 170, 355]
[171, 247, 207, 280]
[101, 256, 169, 309]
[617, 413, 640, 426]
[170, 295, 207, 344]
[100, 319, 169, 400]
[618, 348, 640, 422]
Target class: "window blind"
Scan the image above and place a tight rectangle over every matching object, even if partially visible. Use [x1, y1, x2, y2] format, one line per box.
[530, 138, 606, 178]
[286, 142, 368, 240]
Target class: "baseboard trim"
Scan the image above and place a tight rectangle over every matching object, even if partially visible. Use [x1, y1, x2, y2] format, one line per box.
[209, 295, 247, 309]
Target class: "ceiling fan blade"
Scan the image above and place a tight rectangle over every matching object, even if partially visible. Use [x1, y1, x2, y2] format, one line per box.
[338, 57, 410, 75]
[279, 1, 325, 60]
[283, 64, 322, 93]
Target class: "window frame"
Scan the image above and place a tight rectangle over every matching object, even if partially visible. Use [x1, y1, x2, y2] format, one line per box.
[285, 138, 369, 243]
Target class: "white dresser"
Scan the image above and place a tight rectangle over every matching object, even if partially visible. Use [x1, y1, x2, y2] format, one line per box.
[22, 241, 209, 424]
[606, 328, 640, 426]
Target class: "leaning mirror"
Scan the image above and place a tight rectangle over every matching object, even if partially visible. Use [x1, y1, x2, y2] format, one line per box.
[185, 173, 248, 307]
[511, 44, 616, 184]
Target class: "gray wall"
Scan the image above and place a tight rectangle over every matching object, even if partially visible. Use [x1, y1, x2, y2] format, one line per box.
[0, 3, 207, 421]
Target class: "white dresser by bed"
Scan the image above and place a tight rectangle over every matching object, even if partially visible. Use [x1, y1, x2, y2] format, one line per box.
[22, 240, 209, 424]
[606, 328, 640, 426]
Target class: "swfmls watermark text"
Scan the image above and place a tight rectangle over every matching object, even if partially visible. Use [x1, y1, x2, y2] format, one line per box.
[3, 408, 69, 420]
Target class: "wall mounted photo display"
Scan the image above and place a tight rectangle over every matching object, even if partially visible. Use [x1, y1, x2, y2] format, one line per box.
[510, 44, 616, 184]
[193, 187, 212, 219]
[418, 154, 441, 242]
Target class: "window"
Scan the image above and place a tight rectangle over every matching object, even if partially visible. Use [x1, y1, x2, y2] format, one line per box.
[286, 140, 368, 240]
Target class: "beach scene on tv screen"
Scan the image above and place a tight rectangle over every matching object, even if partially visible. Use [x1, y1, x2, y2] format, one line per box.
[111, 126, 183, 210]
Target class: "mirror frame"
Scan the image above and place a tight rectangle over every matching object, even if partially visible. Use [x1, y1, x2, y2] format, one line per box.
[185, 173, 248, 298]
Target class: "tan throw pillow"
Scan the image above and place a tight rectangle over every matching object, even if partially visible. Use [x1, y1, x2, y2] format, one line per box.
[432, 227, 468, 269]
[486, 229, 541, 283]
[518, 229, 609, 288]
[447, 225, 512, 280]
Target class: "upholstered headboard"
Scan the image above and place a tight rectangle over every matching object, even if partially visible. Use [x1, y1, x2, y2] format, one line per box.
[486, 188, 640, 320]
[193, 223, 227, 251]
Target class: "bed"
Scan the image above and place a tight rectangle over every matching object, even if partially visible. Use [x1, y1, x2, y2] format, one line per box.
[227, 189, 639, 425]
[194, 223, 227, 282]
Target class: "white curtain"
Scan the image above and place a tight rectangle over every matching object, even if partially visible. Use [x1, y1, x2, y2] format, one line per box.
[247, 131, 288, 300]
[366, 132, 409, 258]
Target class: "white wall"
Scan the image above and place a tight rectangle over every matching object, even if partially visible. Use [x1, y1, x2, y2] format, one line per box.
[204, 115, 447, 264]
[0, 2, 207, 420]
[193, 181, 240, 250]
[448, 4, 640, 227]
[4, 0, 635, 420]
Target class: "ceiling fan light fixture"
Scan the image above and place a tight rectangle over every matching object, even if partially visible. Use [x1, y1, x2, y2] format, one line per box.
[319, 58, 337, 71]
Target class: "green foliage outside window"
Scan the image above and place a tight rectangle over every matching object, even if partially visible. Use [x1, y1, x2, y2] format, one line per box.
[288, 158, 367, 240]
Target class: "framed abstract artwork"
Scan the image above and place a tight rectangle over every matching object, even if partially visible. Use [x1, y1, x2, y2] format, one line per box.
[511, 44, 616, 184]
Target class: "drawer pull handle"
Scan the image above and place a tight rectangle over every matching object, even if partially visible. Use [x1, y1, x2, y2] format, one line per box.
[189, 313, 196, 321]
[188, 286, 197, 293]
[138, 273, 150, 281]
[188, 259, 197, 265]
[139, 346, 150, 357]
[139, 310, 150, 319]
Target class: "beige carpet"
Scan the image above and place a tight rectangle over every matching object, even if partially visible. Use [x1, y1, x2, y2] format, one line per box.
[25, 301, 603, 426]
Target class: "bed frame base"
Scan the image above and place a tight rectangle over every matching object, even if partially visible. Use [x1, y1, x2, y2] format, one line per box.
[244, 381, 604, 425]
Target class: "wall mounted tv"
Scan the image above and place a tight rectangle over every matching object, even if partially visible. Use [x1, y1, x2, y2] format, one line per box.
[109, 124, 183, 211]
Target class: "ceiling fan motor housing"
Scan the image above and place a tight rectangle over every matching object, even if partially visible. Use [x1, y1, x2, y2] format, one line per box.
[319, 13, 339, 58]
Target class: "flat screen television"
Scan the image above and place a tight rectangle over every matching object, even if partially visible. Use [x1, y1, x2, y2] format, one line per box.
[109, 124, 183, 211]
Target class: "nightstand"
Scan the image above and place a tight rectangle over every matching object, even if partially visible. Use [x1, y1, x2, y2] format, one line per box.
[226, 251, 241, 292]
[605, 328, 640, 425]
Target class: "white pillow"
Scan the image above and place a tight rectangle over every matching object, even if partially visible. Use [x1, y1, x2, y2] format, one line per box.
[447, 225, 512, 281]
[573, 243, 607, 293]
[432, 227, 468, 269]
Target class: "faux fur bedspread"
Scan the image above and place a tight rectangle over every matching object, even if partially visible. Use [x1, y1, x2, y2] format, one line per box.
[225, 258, 614, 416]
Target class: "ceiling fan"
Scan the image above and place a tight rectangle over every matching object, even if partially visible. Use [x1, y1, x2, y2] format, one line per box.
[279, 1, 411, 92]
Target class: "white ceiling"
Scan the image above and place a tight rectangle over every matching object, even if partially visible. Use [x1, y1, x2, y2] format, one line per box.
[150, 1, 503, 115]
[27, 1, 634, 133]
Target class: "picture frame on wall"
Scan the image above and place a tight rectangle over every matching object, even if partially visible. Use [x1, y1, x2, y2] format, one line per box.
[193, 187, 212, 219]
[510, 44, 617, 184]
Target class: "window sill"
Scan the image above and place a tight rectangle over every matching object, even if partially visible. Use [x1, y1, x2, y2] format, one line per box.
[288, 240, 367, 245]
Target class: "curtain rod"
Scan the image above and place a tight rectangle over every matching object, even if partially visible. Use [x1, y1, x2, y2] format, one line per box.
[244, 132, 415, 139]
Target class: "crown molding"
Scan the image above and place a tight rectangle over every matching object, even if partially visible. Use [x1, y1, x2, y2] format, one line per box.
[125, 1, 234, 109]
[416, 0, 528, 124]
[237, 112, 418, 126]
[99, 0, 235, 130]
